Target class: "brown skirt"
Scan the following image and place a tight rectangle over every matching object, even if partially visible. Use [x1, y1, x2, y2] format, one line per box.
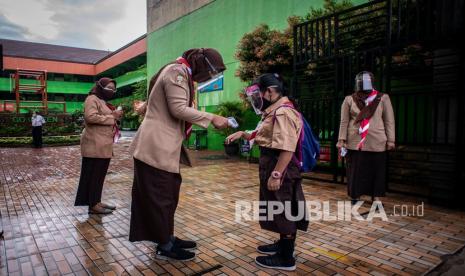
[346, 150, 387, 199]
[129, 158, 182, 244]
[259, 147, 309, 234]
[75, 157, 111, 207]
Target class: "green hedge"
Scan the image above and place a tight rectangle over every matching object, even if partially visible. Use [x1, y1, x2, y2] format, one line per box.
[0, 135, 81, 147]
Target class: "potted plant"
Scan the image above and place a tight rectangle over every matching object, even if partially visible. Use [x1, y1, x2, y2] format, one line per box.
[214, 101, 246, 156]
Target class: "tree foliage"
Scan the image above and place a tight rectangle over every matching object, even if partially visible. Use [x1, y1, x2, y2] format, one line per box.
[235, 0, 353, 83]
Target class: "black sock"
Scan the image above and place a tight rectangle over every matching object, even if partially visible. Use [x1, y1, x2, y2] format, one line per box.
[279, 234, 296, 260]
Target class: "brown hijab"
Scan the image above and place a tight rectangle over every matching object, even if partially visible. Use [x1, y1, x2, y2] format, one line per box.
[352, 73, 383, 124]
[183, 48, 226, 83]
[90, 77, 117, 102]
[147, 48, 226, 93]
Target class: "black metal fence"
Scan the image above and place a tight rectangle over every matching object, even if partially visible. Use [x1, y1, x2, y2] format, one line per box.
[292, 0, 464, 205]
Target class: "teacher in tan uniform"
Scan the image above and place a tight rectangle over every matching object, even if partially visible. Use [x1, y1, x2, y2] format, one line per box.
[129, 48, 229, 261]
[75, 77, 123, 215]
[337, 71, 395, 204]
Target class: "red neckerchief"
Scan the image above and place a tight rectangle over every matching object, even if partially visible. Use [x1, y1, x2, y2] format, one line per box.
[104, 102, 121, 143]
[357, 89, 378, 149]
[175, 57, 195, 139]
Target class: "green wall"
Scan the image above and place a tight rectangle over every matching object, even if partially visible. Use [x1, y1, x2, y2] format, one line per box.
[0, 78, 93, 94]
[147, 0, 327, 150]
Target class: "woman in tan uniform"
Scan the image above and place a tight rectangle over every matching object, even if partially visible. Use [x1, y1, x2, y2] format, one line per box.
[227, 73, 308, 271]
[75, 77, 123, 214]
[337, 71, 395, 204]
[129, 48, 229, 261]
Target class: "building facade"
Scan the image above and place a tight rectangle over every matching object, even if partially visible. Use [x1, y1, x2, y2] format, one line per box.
[0, 36, 147, 113]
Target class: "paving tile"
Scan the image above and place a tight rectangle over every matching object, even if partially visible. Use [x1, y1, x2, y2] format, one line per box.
[1, 141, 465, 274]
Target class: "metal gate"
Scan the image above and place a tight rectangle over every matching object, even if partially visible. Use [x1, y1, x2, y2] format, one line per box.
[292, 0, 464, 205]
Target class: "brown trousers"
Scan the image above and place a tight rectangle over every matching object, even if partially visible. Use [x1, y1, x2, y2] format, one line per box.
[129, 158, 182, 244]
[75, 157, 111, 207]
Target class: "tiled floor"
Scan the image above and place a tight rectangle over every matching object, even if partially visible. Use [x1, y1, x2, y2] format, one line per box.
[1, 141, 465, 275]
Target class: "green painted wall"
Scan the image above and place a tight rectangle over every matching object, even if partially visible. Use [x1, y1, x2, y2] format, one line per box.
[0, 78, 93, 94]
[0, 68, 147, 113]
[114, 68, 147, 88]
[0, 70, 145, 95]
[147, 0, 330, 150]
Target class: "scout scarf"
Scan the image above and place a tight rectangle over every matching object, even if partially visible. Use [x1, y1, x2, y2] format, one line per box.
[176, 57, 195, 139]
[105, 102, 121, 143]
[352, 89, 382, 149]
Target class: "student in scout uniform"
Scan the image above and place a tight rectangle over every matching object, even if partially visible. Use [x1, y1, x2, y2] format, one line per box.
[75, 77, 123, 215]
[226, 73, 308, 271]
[129, 48, 230, 261]
[337, 71, 395, 204]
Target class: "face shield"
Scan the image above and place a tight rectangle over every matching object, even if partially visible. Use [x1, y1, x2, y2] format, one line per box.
[205, 56, 223, 80]
[194, 56, 224, 83]
[355, 71, 374, 92]
[245, 84, 263, 115]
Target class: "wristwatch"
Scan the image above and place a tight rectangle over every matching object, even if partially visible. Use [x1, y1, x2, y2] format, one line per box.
[271, 171, 282, 179]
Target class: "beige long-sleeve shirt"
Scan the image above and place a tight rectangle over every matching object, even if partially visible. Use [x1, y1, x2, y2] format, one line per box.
[337, 94, 395, 152]
[131, 63, 213, 173]
[80, 95, 116, 158]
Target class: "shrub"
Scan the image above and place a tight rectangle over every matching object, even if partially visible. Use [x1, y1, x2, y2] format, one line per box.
[235, 0, 353, 83]
[0, 135, 80, 147]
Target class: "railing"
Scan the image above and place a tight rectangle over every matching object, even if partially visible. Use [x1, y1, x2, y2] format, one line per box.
[294, 0, 465, 66]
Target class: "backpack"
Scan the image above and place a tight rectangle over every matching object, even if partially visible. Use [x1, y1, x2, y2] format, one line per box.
[273, 104, 320, 172]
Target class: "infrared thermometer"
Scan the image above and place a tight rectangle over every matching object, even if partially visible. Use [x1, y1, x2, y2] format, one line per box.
[228, 117, 239, 128]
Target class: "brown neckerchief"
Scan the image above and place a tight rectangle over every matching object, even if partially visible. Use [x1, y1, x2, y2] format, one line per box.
[352, 90, 383, 124]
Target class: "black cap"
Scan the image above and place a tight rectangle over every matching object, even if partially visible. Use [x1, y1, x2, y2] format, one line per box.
[252, 73, 283, 92]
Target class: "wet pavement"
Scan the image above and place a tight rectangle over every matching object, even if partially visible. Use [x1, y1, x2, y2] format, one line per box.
[1, 141, 465, 275]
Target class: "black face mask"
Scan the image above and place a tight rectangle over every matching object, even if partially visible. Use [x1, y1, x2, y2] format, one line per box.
[260, 91, 281, 111]
[261, 98, 272, 111]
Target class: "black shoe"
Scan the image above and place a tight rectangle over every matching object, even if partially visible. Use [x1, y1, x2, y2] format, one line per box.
[255, 254, 296, 271]
[257, 240, 279, 255]
[173, 237, 197, 250]
[351, 198, 361, 205]
[156, 246, 195, 261]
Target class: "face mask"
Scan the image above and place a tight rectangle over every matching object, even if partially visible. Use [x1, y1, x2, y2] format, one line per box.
[261, 97, 272, 111]
[102, 89, 115, 100]
[261, 86, 281, 111]
[97, 81, 117, 100]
